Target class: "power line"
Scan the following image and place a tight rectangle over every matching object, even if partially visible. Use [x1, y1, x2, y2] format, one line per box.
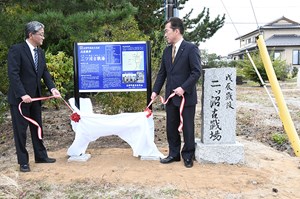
[220, 0, 240, 37]
[249, 0, 259, 29]
[225, 22, 268, 25]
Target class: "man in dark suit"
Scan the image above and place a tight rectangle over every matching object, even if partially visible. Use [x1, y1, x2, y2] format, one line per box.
[151, 17, 201, 168]
[7, 21, 61, 172]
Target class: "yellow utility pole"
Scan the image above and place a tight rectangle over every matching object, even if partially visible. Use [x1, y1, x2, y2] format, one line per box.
[256, 34, 300, 157]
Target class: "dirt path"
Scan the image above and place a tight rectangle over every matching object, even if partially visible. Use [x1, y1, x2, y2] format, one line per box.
[1, 83, 300, 198]
[1, 137, 299, 198]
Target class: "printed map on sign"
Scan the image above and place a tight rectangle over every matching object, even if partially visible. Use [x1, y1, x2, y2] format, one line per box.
[122, 51, 144, 71]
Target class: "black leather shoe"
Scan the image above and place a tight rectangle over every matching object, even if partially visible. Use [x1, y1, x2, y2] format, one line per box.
[20, 164, 30, 172]
[184, 159, 193, 168]
[35, 157, 56, 163]
[160, 156, 180, 164]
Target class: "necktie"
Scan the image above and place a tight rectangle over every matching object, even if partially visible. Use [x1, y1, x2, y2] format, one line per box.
[34, 48, 38, 72]
[172, 45, 176, 63]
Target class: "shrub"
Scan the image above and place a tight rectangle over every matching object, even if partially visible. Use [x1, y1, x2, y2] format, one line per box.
[237, 50, 288, 85]
[0, 42, 9, 94]
[0, 92, 8, 124]
[93, 92, 147, 114]
[44, 51, 74, 109]
[291, 67, 298, 78]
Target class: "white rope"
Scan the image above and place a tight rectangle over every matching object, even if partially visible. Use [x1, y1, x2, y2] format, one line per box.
[220, 0, 279, 113]
[246, 50, 279, 113]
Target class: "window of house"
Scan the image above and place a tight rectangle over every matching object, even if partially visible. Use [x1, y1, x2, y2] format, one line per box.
[247, 38, 251, 44]
[274, 52, 281, 60]
[292, 50, 300, 65]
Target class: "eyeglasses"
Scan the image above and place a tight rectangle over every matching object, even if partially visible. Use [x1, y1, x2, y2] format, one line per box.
[34, 33, 45, 37]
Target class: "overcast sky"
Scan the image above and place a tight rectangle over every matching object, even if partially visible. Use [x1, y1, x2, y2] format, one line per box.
[179, 0, 300, 56]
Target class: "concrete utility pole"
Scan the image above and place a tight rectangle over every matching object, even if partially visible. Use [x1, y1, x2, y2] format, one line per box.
[165, 0, 178, 20]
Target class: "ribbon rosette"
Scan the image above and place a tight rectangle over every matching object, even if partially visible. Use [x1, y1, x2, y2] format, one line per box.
[70, 112, 81, 122]
[144, 107, 152, 118]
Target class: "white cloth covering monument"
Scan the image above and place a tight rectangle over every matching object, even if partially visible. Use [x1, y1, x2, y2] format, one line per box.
[67, 98, 164, 162]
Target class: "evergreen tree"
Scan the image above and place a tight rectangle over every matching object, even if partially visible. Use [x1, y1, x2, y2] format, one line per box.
[182, 7, 225, 46]
[129, 0, 225, 72]
[130, 0, 225, 45]
[0, 0, 137, 55]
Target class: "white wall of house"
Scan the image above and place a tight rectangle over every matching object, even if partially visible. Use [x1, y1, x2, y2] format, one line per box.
[263, 29, 300, 39]
[240, 33, 258, 47]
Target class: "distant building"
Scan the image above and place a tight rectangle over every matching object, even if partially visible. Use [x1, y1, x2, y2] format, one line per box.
[229, 16, 300, 68]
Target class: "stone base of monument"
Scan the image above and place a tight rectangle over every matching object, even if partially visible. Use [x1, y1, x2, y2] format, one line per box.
[195, 140, 245, 164]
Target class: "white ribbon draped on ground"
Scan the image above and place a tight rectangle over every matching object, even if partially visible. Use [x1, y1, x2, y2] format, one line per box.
[67, 98, 164, 160]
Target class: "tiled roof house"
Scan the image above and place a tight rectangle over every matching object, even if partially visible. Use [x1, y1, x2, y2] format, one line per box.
[229, 16, 300, 67]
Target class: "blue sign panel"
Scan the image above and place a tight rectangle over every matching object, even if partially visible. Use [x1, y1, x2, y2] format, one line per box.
[76, 41, 148, 92]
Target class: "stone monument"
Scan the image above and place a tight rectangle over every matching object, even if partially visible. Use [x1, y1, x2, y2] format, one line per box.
[195, 67, 244, 164]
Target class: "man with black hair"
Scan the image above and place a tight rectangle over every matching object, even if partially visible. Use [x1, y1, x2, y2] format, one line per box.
[151, 17, 201, 168]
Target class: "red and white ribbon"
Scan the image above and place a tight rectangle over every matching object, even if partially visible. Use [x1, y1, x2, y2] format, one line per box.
[18, 96, 73, 140]
[147, 92, 185, 133]
[19, 93, 186, 140]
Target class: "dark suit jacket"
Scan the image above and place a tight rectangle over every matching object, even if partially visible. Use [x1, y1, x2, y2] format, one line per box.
[7, 42, 55, 105]
[153, 40, 201, 106]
